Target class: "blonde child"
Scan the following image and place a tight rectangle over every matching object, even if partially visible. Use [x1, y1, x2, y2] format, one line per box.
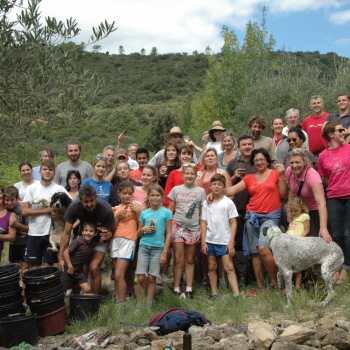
[201, 174, 240, 299]
[168, 163, 206, 299]
[136, 185, 172, 306]
[285, 197, 310, 289]
[61, 222, 97, 294]
[111, 182, 140, 303]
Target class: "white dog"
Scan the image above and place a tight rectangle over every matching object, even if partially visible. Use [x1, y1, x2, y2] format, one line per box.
[263, 225, 344, 307]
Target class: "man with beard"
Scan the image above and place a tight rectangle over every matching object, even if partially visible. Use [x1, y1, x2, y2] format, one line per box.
[54, 141, 93, 186]
[324, 93, 350, 142]
[22, 160, 70, 268]
[226, 135, 256, 288]
[58, 185, 114, 294]
[248, 115, 276, 166]
[302, 95, 329, 156]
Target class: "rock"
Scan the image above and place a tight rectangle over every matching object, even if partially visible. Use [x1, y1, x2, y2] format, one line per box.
[205, 327, 221, 341]
[280, 325, 316, 344]
[271, 338, 298, 350]
[139, 328, 158, 341]
[321, 328, 350, 349]
[137, 338, 151, 346]
[248, 321, 277, 349]
[123, 342, 139, 350]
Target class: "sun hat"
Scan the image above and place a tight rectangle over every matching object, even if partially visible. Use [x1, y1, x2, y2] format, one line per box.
[209, 120, 226, 141]
[209, 120, 226, 132]
[164, 126, 184, 140]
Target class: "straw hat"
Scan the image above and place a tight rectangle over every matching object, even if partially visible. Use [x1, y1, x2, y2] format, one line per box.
[164, 126, 184, 140]
[209, 120, 226, 141]
[209, 120, 226, 132]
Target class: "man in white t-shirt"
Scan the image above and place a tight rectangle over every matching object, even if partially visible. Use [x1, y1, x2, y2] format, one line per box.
[23, 159, 70, 268]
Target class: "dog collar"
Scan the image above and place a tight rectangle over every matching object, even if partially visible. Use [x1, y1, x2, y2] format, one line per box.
[269, 232, 282, 244]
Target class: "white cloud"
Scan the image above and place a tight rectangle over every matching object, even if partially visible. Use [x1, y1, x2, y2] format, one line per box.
[334, 37, 350, 46]
[24, 0, 350, 54]
[330, 9, 350, 24]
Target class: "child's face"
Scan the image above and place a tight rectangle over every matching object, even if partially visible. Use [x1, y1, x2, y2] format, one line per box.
[82, 225, 97, 242]
[119, 187, 133, 205]
[290, 206, 302, 218]
[210, 180, 225, 195]
[183, 167, 196, 185]
[148, 190, 163, 207]
[4, 196, 18, 210]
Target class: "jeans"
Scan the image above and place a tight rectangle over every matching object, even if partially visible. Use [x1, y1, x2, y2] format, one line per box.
[327, 198, 350, 269]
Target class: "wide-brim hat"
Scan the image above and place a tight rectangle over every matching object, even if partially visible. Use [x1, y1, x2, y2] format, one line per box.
[209, 120, 226, 132]
[164, 126, 184, 140]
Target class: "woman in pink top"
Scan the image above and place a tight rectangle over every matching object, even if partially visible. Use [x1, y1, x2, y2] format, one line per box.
[285, 149, 331, 241]
[133, 165, 158, 209]
[319, 121, 350, 284]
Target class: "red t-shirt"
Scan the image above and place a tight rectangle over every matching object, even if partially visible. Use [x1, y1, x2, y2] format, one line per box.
[243, 170, 281, 213]
[164, 170, 184, 207]
[130, 168, 142, 183]
[301, 112, 329, 154]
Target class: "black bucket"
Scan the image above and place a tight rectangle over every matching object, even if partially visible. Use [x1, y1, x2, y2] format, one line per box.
[27, 294, 65, 316]
[23, 266, 61, 291]
[25, 284, 63, 299]
[0, 276, 21, 294]
[69, 295, 104, 321]
[0, 313, 38, 348]
[0, 290, 23, 305]
[0, 264, 20, 278]
[0, 300, 26, 319]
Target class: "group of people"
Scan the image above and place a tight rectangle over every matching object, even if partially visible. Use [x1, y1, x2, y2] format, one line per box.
[0, 93, 349, 305]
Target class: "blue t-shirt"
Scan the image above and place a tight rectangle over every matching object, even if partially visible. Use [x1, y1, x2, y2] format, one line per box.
[139, 207, 172, 248]
[81, 178, 112, 202]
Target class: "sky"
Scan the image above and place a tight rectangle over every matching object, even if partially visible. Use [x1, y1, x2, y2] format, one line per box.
[36, 0, 350, 57]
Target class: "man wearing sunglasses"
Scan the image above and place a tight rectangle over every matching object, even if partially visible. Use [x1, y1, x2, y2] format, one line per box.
[54, 141, 93, 186]
[302, 95, 329, 156]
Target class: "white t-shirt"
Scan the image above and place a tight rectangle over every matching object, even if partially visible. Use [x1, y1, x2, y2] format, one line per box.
[201, 196, 238, 244]
[23, 182, 70, 236]
[14, 180, 39, 202]
[206, 141, 222, 154]
[128, 158, 139, 170]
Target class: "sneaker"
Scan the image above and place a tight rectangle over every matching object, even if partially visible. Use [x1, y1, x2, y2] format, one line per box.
[209, 294, 218, 300]
[156, 276, 163, 285]
[173, 290, 181, 297]
[185, 291, 194, 299]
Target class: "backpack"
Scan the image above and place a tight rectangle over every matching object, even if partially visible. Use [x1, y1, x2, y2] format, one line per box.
[148, 308, 211, 335]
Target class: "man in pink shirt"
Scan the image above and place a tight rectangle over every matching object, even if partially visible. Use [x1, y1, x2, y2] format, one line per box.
[302, 95, 329, 156]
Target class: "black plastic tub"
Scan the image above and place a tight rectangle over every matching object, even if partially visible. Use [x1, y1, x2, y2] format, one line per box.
[25, 283, 63, 299]
[23, 266, 61, 291]
[69, 294, 104, 321]
[0, 313, 38, 348]
[27, 294, 65, 316]
[0, 300, 26, 319]
[0, 277, 21, 294]
[0, 290, 23, 305]
[0, 264, 20, 278]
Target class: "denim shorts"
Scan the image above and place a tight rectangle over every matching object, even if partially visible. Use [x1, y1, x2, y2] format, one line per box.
[135, 244, 163, 277]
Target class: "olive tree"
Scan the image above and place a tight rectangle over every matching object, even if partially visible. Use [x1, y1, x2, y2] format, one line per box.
[0, 0, 116, 154]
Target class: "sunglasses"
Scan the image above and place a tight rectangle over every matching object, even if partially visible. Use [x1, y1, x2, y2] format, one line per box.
[288, 148, 304, 156]
[183, 163, 196, 167]
[287, 138, 298, 143]
[95, 156, 108, 161]
[222, 131, 234, 137]
[334, 128, 345, 133]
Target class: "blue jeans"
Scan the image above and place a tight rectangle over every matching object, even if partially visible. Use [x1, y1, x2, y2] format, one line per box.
[327, 198, 350, 270]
